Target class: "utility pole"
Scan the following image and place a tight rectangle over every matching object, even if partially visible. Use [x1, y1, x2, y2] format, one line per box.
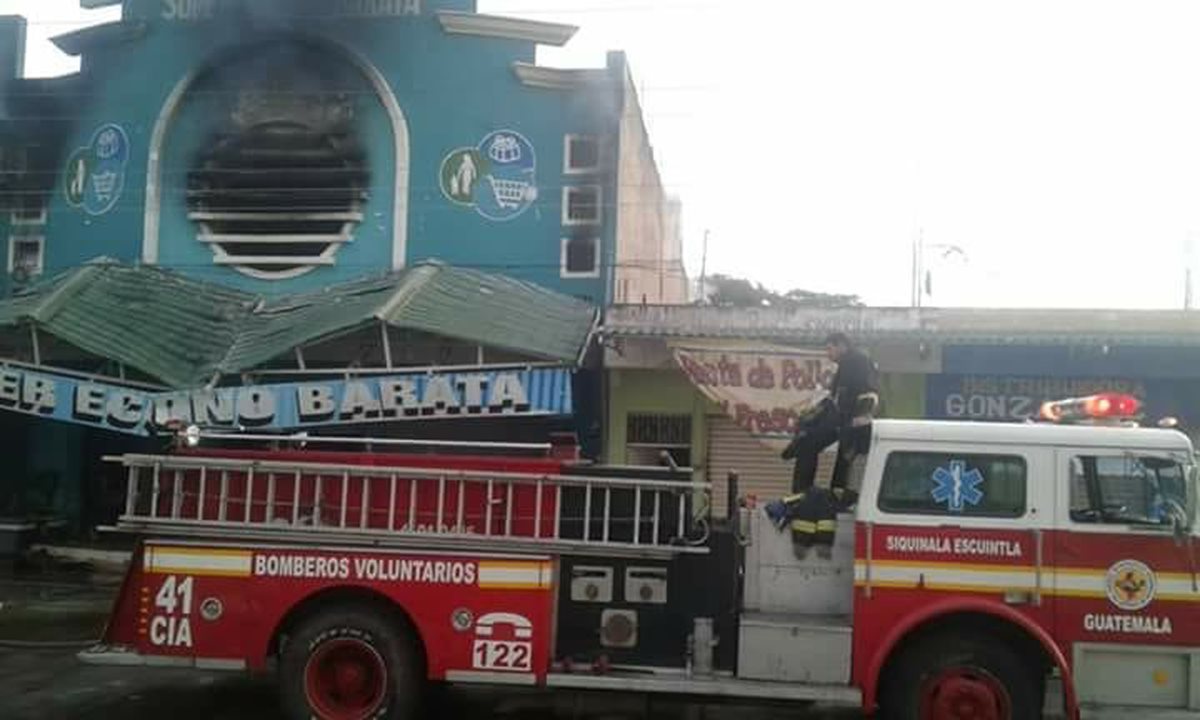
[1186, 233, 1196, 310]
[912, 229, 966, 308]
[1187, 266, 1194, 311]
[911, 228, 924, 308]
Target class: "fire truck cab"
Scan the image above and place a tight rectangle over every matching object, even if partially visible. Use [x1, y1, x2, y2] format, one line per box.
[79, 395, 1200, 720]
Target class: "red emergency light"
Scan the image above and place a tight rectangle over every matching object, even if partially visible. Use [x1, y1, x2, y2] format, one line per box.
[1038, 393, 1142, 423]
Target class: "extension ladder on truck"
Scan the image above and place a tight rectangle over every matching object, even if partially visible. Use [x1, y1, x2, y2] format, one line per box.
[105, 436, 712, 559]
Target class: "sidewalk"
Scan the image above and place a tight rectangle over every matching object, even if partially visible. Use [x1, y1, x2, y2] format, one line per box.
[0, 549, 123, 644]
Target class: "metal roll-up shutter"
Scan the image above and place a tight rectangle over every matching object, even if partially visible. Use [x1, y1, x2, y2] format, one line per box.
[706, 416, 835, 518]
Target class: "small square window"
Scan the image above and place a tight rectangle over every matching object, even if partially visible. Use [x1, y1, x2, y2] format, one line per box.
[563, 186, 602, 226]
[626, 413, 692, 467]
[561, 236, 599, 278]
[564, 135, 601, 174]
[0, 146, 27, 175]
[11, 196, 46, 225]
[8, 235, 43, 278]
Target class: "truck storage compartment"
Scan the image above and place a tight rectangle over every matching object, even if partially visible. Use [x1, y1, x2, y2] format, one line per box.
[742, 509, 855, 615]
[737, 613, 852, 685]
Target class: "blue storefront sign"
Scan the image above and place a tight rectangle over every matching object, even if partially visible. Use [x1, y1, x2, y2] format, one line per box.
[0, 365, 572, 437]
[927, 374, 1200, 426]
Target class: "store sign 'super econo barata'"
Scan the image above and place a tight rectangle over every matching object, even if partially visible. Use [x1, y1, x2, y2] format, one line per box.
[0, 365, 572, 437]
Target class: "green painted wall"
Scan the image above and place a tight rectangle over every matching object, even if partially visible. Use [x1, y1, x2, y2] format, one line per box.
[880, 373, 927, 419]
[605, 368, 713, 472]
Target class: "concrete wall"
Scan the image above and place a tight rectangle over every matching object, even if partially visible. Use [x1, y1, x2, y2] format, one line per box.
[611, 56, 687, 306]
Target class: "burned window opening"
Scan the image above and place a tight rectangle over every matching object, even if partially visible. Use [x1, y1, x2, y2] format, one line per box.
[189, 119, 369, 278]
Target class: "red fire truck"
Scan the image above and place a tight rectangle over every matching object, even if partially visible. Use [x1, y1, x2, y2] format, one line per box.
[79, 394, 1200, 720]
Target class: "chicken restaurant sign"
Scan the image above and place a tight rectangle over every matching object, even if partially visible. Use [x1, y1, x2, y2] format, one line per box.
[0, 366, 570, 437]
[673, 345, 835, 451]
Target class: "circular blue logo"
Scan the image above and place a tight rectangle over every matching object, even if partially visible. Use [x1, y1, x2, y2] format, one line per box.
[64, 123, 130, 216]
[440, 130, 537, 222]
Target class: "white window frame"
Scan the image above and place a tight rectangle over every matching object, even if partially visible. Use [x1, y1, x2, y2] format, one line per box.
[562, 185, 603, 226]
[8, 235, 44, 277]
[10, 196, 46, 226]
[563, 134, 601, 175]
[561, 236, 601, 279]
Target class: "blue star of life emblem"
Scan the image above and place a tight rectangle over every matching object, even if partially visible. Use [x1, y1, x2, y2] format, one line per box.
[931, 460, 984, 512]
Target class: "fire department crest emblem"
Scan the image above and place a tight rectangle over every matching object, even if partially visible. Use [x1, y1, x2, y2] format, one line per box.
[1105, 559, 1156, 611]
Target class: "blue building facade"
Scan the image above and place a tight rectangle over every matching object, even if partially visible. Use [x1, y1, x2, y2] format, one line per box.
[0, 0, 687, 305]
[0, 1, 693, 535]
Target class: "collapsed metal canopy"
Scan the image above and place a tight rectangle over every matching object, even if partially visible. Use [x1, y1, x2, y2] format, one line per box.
[0, 259, 598, 388]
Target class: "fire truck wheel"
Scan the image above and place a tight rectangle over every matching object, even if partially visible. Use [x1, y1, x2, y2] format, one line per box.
[879, 634, 1041, 720]
[280, 605, 420, 720]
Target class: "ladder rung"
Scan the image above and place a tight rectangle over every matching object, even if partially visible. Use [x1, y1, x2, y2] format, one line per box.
[360, 476, 370, 530]
[485, 479, 493, 537]
[388, 475, 397, 532]
[534, 480, 543, 539]
[291, 471, 301, 527]
[455, 479, 465, 534]
[339, 472, 349, 529]
[603, 488, 611, 543]
[633, 488, 642, 545]
[505, 483, 514, 537]
[436, 477, 446, 533]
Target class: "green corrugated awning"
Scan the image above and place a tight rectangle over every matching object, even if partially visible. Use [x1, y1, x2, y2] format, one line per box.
[0, 260, 597, 388]
[224, 262, 598, 371]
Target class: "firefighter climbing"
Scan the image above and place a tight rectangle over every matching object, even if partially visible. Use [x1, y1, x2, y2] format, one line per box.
[775, 333, 879, 554]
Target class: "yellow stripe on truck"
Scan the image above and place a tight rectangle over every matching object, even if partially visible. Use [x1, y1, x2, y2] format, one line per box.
[144, 547, 253, 577]
[477, 561, 552, 590]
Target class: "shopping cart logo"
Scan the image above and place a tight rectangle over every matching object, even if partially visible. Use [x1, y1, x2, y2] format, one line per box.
[440, 130, 537, 221]
[488, 176, 534, 210]
[64, 123, 129, 216]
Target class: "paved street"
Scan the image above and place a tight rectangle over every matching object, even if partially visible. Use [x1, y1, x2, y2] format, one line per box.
[0, 570, 865, 720]
[0, 647, 860, 720]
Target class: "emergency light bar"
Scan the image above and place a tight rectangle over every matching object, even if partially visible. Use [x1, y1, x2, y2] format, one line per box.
[1038, 393, 1141, 423]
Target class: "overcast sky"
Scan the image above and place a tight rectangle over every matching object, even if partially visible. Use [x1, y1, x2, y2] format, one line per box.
[8, 0, 1200, 309]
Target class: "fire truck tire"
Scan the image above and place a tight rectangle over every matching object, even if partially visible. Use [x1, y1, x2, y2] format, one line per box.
[879, 633, 1041, 720]
[279, 605, 421, 720]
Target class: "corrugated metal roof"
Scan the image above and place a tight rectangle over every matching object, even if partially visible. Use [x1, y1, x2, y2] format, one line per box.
[0, 261, 596, 388]
[603, 305, 1200, 346]
[0, 262, 253, 388]
[223, 263, 597, 372]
